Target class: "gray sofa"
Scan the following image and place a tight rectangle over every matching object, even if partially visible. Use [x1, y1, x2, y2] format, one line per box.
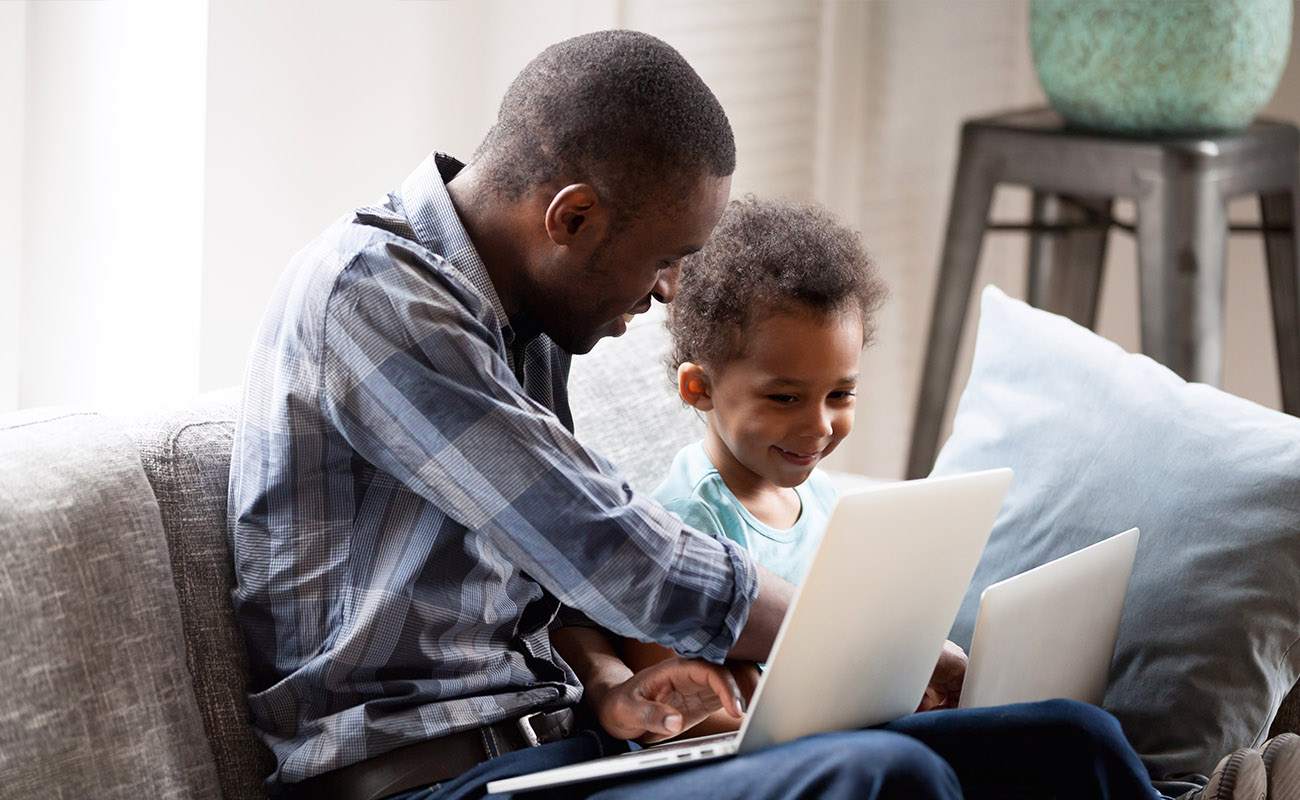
[2, 312, 1298, 798]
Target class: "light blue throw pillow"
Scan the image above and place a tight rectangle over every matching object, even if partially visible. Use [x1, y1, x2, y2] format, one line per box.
[934, 285, 1300, 780]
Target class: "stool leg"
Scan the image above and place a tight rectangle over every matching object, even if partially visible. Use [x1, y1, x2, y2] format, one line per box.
[1260, 187, 1300, 415]
[908, 136, 999, 479]
[1134, 175, 1227, 386]
[1026, 193, 1112, 329]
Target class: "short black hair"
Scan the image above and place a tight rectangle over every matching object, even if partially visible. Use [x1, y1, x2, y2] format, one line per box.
[667, 195, 888, 372]
[473, 30, 735, 219]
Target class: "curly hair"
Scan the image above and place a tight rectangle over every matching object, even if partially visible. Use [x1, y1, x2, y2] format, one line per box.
[667, 196, 888, 372]
[473, 30, 735, 220]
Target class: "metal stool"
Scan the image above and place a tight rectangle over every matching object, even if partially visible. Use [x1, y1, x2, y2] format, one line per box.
[907, 107, 1300, 479]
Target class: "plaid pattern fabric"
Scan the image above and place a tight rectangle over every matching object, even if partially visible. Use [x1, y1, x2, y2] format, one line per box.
[227, 153, 758, 788]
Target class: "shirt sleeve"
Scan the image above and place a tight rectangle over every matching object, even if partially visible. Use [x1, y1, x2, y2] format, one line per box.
[319, 243, 758, 663]
[661, 496, 730, 544]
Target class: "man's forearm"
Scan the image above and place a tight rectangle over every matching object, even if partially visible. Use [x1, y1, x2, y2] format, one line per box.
[726, 563, 796, 662]
[555, 562, 792, 674]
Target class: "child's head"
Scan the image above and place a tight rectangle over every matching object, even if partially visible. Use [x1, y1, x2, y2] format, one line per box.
[667, 196, 887, 491]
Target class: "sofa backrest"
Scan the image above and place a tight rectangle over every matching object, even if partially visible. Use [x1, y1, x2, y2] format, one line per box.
[126, 391, 274, 800]
[0, 410, 221, 798]
[568, 306, 705, 492]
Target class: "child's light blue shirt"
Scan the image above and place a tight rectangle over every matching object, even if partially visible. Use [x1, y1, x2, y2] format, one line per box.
[652, 441, 838, 586]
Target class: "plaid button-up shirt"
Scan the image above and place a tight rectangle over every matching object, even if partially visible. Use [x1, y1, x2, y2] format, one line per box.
[227, 152, 758, 787]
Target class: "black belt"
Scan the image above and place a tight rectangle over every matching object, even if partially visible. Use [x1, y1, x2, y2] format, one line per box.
[288, 708, 578, 800]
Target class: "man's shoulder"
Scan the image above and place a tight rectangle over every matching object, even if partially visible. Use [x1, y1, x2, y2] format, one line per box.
[282, 207, 485, 322]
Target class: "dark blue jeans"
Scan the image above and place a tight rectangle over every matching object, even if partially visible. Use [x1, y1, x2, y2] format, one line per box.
[387, 699, 1166, 800]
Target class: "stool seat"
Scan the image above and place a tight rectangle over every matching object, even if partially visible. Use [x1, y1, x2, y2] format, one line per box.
[908, 107, 1300, 479]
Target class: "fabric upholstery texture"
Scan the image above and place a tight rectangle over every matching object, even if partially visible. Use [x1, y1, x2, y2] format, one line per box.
[934, 286, 1300, 780]
[124, 389, 275, 800]
[568, 305, 706, 492]
[0, 409, 221, 798]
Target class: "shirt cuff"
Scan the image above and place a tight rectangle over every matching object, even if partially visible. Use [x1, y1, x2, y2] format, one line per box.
[675, 535, 760, 664]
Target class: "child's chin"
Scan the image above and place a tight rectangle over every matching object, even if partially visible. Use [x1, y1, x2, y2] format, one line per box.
[769, 467, 815, 488]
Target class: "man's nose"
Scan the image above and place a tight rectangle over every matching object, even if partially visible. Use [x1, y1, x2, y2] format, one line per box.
[651, 265, 682, 304]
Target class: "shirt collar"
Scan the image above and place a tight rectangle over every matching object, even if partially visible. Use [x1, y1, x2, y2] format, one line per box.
[400, 152, 515, 342]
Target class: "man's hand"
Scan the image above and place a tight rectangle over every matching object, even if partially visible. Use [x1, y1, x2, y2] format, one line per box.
[590, 656, 749, 744]
[917, 639, 967, 712]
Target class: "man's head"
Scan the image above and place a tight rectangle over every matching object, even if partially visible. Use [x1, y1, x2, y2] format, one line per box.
[468, 30, 736, 354]
[474, 30, 735, 219]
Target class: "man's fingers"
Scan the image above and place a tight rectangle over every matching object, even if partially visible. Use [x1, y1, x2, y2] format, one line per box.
[638, 699, 684, 736]
[700, 662, 745, 718]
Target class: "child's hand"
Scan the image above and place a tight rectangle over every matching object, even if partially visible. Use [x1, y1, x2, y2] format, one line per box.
[917, 640, 968, 712]
[590, 656, 748, 744]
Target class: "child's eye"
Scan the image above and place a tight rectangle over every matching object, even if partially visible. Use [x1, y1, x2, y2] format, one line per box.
[830, 391, 857, 400]
[767, 394, 797, 404]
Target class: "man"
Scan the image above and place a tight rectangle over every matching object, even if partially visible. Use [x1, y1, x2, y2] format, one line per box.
[230, 29, 1181, 800]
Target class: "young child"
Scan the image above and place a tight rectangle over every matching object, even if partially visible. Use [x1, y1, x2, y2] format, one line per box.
[650, 195, 886, 586]
[619, 195, 888, 736]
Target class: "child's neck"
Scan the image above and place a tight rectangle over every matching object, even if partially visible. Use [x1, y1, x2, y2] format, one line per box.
[702, 437, 802, 530]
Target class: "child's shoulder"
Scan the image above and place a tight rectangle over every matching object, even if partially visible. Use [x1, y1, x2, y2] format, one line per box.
[653, 440, 718, 500]
[652, 441, 738, 538]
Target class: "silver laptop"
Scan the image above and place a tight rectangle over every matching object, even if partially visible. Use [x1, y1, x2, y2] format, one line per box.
[958, 527, 1139, 709]
[487, 467, 1014, 795]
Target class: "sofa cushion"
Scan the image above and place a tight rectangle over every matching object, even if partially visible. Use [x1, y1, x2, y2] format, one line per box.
[0, 409, 220, 798]
[125, 390, 274, 800]
[933, 286, 1300, 780]
[569, 305, 705, 492]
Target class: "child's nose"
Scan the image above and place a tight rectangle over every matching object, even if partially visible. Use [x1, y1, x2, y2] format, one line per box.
[803, 406, 834, 438]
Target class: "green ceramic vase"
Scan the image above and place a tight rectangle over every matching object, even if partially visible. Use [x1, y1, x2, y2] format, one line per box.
[1030, 0, 1293, 135]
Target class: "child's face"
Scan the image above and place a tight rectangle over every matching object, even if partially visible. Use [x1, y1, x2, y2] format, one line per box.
[702, 308, 862, 491]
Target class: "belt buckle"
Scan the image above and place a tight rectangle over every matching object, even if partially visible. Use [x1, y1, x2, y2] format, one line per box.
[516, 711, 545, 748]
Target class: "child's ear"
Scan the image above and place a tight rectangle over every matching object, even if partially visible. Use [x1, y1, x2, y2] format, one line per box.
[677, 362, 714, 411]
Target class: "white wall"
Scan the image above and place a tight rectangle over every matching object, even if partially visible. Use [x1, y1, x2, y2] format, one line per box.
[812, 0, 1045, 477]
[199, 0, 626, 391]
[0, 2, 25, 413]
[18, 0, 207, 411]
[202, 0, 480, 391]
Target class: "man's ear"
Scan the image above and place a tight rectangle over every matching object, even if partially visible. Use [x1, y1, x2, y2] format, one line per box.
[677, 362, 714, 411]
[544, 183, 609, 248]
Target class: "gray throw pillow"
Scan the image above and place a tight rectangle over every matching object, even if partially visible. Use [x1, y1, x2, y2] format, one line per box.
[934, 286, 1300, 780]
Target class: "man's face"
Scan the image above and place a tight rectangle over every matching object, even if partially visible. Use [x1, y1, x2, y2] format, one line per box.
[537, 174, 731, 355]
